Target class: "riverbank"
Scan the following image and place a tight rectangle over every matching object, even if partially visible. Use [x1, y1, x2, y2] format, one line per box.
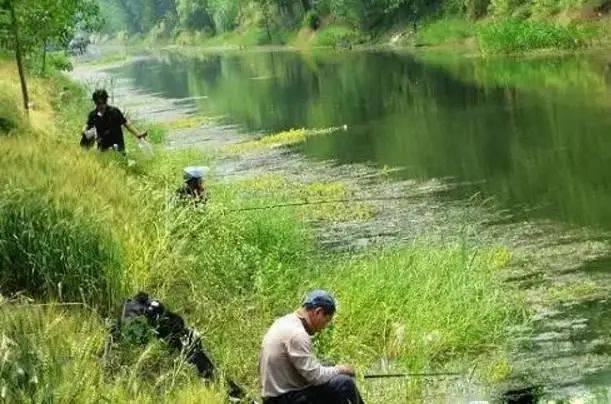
[0, 54, 527, 402]
[99, 7, 611, 57]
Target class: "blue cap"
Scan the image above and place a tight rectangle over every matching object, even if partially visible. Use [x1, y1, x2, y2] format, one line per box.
[184, 166, 209, 181]
[302, 289, 336, 313]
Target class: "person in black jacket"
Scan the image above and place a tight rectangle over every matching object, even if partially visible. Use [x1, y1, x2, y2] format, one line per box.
[81, 89, 147, 152]
[113, 292, 251, 402]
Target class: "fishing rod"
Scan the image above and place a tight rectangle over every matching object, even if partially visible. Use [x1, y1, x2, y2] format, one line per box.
[363, 372, 462, 379]
[224, 191, 450, 214]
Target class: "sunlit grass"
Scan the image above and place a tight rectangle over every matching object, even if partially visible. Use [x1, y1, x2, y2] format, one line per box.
[227, 127, 344, 153]
[478, 18, 598, 54]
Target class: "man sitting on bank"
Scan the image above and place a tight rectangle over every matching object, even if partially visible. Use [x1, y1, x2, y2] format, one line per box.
[260, 290, 364, 404]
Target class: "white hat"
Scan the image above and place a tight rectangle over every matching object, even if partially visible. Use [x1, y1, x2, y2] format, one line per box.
[183, 166, 210, 181]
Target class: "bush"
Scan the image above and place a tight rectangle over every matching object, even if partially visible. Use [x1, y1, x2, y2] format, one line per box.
[303, 10, 321, 30]
[48, 52, 73, 72]
[312, 26, 361, 48]
[417, 18, 476, 46]
[478, 18, 597, 53]
[0, 91, 23, 135]
[0, 190, 125, 307]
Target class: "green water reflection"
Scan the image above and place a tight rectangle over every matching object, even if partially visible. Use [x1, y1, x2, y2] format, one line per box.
[109, 50, 611, 231]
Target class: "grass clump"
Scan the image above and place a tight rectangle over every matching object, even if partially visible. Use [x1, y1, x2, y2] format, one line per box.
[312, 25, 362, 48]
[0, 190, 125, 307]
[416, 18, 476, 46]
[0, 89, 24, 135]
[317, 245, 520, 371]
[478, 18, 597, 53]
[228, 127, 342, 153]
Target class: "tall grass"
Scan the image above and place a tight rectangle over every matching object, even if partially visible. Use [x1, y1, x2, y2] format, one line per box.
[0, 190, 125, 307]
[0, 306, 226, 403]
[478, 18, 597, 53]
[416, 18, 476, 47]
[0, 60, 525, 401]
[312, 26, 362, 48]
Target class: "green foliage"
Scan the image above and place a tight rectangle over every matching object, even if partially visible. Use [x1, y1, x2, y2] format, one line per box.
[478, 18, 597, 53]
[312, 25, 361, 47]
[0, 307, 226, 402]
[47, 51, 73, 72]
[0, 189, 126, 308]
[93, 0, 607, 49]
[416, 18, 476, 46]
[303, 10, 321, 30]
[0, 86, 22, 134]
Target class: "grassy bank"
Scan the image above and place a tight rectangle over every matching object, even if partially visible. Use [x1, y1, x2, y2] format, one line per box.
[0, 59, 524, 402]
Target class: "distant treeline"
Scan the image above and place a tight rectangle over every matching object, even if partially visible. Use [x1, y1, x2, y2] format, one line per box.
[99, 0, 610, 40]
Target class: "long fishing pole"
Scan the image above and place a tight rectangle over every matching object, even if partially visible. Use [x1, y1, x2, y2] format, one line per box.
[363, 372, 462, 379]
[224, 192, 450, 213]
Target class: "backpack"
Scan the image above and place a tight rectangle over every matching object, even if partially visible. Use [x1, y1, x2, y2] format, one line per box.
[112, 292, 250, 402]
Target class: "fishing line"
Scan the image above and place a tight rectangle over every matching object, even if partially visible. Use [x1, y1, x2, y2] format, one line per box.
[223, 192, 442, 214]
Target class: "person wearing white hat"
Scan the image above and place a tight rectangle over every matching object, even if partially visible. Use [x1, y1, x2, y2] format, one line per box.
[176, 166, 209, 205]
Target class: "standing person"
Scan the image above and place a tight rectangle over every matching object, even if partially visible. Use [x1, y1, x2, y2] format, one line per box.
[260, 290, 364, 404]
[81, 89, 147, 152]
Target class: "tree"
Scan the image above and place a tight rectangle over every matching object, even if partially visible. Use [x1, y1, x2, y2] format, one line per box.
[0, 0, 30, 113]
[22, 0, 102, 74]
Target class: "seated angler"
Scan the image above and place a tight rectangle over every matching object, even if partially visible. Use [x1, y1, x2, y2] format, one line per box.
[260, 290, 365, 404]
[176, 166, 209, 205]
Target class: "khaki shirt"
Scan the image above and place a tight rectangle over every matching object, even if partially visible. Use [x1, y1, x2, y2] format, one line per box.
[260, 313, 339, 398]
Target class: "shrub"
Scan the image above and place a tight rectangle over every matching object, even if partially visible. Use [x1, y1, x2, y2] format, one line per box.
[48, 52, 73, 72]
[312, 26, 361, 48]
[303, 10, 321, 30]
[417, 18, 476, 46]
[478, 18, 597, 53]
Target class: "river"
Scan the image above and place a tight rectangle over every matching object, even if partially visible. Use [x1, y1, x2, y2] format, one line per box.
[93, 48, 611, 402]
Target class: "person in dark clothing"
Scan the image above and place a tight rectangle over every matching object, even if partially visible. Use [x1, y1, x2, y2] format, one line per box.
[176, 166, 209, 205]
[113, 292, 252, 402]
[81, 89, 147, 151]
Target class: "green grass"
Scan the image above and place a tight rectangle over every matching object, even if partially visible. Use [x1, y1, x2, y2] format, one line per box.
[478, 18, 598, 53]
[0, 60, 525, 401]
[312, 25, 362, 48]
[416, 18, 476, 46]
[0, 306, 227, 403]
[175, 27, 291, 48]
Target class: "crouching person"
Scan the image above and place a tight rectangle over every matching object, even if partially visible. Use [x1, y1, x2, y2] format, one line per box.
[260, 290, 364, 404]
[113, 292, 250, 402]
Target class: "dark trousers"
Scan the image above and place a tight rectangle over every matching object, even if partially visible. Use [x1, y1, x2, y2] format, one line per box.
[263, 375, 365, 404]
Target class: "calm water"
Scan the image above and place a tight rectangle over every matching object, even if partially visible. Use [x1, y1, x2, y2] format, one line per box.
[106, 49, 611, 400]
[109, 50, 611, 232]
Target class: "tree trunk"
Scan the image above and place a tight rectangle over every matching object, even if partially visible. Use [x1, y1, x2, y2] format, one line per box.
[41, 39, 47, 75]
[7, 0, 29, 114]
[262, 2, 272, 42]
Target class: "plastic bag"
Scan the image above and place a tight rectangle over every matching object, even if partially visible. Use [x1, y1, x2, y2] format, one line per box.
[137, 139, 154, 160]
